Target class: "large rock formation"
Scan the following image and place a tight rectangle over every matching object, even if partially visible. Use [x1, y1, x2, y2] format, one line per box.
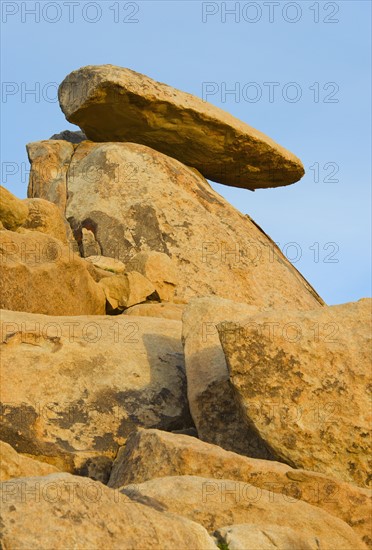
[27, 140, 324, 308]
[0, 229, 106, 315]
[0, 310, 191, 472]
[2, 65, 369, 549]
[0, 473, 217, 549]
[218, 299, 372, 487]
[108, 429, 372, 544]
[58, 65, 304, 189]
[121, 475, 366, 549]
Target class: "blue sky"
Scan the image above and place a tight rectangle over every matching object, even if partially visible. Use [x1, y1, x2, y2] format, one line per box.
[1, 0, 371, 305]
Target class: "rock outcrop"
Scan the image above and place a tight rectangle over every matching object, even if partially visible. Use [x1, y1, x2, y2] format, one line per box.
[58, 65, 304, 189]
[0, 473, 217, 550]
[2, 65, 369, 550]
[108, 429, 372, 544]
[27, 140, 324, 308]
[218, 298, 372, 487]
[121, 475, 366, 549]
[0, 229, 106, 315]
[0, 310, 191, 472]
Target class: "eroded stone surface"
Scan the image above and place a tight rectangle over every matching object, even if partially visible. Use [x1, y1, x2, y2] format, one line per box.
[121, 475, 366, 549]
[27, 140, 74, 213]
[218, 299, 372, 488]
[0, 473, 217, 550]
[0, 310, 191, 472]
[108, 429, 372, 545]
[182, 296, 274, 457]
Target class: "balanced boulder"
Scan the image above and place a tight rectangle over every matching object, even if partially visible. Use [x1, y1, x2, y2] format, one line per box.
[58, 65, 304, 189]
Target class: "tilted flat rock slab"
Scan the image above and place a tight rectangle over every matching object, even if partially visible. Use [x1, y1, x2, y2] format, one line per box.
[27, 140, 323, 309]
[108, 428, 372, 545]
[58, 65, 304, 189]
[0, 473, 217, 550]
[0, 310, 191, 472]
[217, 299, 372, 488]
[120, 475, 366, 549]
[182, 296, 275, 458]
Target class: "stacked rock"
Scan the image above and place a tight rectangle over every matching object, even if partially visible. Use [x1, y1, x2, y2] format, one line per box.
[0, 66, 370, 550]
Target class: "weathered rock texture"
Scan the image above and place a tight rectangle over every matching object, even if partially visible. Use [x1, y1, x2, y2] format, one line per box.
[0, 440, 60, 481]
[58, 65, 304, 189]
[0, 229, 105, 315]
[182, 296, 275, 457]
[0, 185, 29, 230]
[0, 473, 217, 550]
[27, 140, 75, 213]
[108, 429, 372, 545]
[23, 197, 70, 243]
[121, 475, 366, 549]
[27, 140, 324, 308]
[218, 299, 372, 488]
[0, 310, 191, 472]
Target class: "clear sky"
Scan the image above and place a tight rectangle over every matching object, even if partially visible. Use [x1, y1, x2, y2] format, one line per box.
[1, 0, 371, 305]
